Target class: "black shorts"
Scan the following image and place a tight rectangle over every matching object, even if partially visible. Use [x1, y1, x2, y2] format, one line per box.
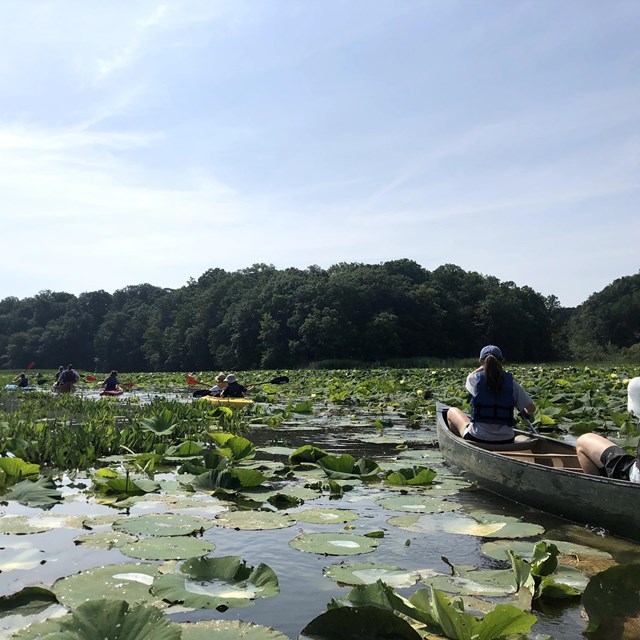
[600, 445, 636, 480]
[463, 431, 515, 445]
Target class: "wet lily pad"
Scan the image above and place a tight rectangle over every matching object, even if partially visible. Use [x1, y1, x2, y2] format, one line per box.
[2, 477, 62, 508]
[289, 532, 379, 556]
[74, 531, 137, 550]
[0, 515, 84, 535]
[376, 495, 461, 514]
[421, 568, 517, 596]
[444, 512, 544, 538]
[179, 619, 289, 639]
[213, 510, 295, 530]
[299, 605, 422, 639]
[481, 539, 613, 562]
[152, 556, 279, 609]
[120, 536, 215, 560]
[113, 514, 212, 537]
[0, 587, 65, 637]
[323, 562, 431, 587]
[53, 563, 160, 607]
[11, 598, 181, 639]
[295, 508, 359, 525]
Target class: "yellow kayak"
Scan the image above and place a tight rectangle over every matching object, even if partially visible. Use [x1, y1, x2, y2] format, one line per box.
[200, 396, 253, 408]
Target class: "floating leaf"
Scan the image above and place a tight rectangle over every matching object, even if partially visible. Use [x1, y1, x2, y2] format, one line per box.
[324, 562, 430, 588]
[377, 495, 460, 514]
[74, 530, 137, 550]
[214, 510, 295, 531]
[2, 477, 62, 508]
[295, 508, 358, 525]
[120, 536, 214, 560]
[290, 532, 379, 556]
[152, 556, 279, 609]
[300, 604, 422, 639]
[113, 513, 212, 537]
[180, 619, 289, 639]
[0, 458, 39, 478]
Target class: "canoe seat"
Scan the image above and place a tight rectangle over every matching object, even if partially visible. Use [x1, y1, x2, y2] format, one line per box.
[471, 436, 536, 452]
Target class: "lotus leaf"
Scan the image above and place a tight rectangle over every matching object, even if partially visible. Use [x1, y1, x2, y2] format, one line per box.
[0, 515, 83, 535]
[294, 508, 358, 525]
[53, 563, 160, 608]
[324, 562, 430, 587]
[74, 530, 137, 550]
[214, 510, 295, 530]
[165, 441, 204, 457]
[213, 436, 255, 462]
[120, 536, 214, 560]
[317, 454, 381, 480]
[299, 605, 422, 639]
[481, 538, 613, 562]
[0, 458, 39, 478]
[2, 476, 62, 508]
[377, 495, 461, 514]
[179, 619, 289, 639]
[152, 556, 279, 609]
[113, 513, 212, 537]
[289, 532, 379, 555]
[384, 466, 437, 486]
[289, 444, 328, 464]
[421, 569, 517, 597]
[19, 598, 181, 639]
[0, 587, 64, 637]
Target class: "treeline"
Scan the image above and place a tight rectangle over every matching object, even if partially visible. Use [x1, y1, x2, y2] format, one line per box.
[0, 261, 638, 371]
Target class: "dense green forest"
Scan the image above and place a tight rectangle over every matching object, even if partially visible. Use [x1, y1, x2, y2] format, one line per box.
[0, 261, 638, 371]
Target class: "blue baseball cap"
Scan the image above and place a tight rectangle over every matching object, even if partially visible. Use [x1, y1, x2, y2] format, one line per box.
[479, 345, 502, 361]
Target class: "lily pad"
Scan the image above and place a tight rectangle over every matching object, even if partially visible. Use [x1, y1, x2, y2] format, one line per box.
[324, 562, 431, 587]
[289, 532, 379, 556]
[113, 514, 212, 537]
[179, 619, 289, 639]
[295, 508, 359, 525]
[13, 598, 181, 639]
[421, 568, 517, 596]
[443, 512, 544, 538]
[152, 556, 279, 609]
[120, 536, 215, 560]
[299, 605, 422, 639]
[0, 587, 65, 637]
[0, 515, 83, 535]
[53, 563, 160, 608]
[2, 477, 62, 508]
[214, 510, 296, 530]
[74, 531, 137, 550]
[376, 495, 461, 514]
[481, 538, 614, 562]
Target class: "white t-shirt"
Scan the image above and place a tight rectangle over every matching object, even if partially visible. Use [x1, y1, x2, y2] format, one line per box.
[464, 371, 533, 442]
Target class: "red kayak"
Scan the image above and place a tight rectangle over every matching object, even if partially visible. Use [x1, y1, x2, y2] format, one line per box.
[100, 388, 124, 396]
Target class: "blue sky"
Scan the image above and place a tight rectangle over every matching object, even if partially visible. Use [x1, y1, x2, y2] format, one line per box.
[1, 0, 638, 307]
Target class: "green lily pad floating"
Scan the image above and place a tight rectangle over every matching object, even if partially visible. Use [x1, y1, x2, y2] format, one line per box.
[324, 562, 432, 588]
[113, 513, 213, 537]
[152, 556, 279, 609]
[481, 538, 614, 562]
[421, 568, 517, 596]
[10, 598, 181, 640]
[295, 508, 359, 525]
[74, 531, 137, 550]
[0, 587, 66, 637]
[179, 619, 289, 639]
[0, 541, 47, 571]
[289, 532, 379, 556]
[240, 485, 320, 504]
[120, 536, 215, 560]
[213, 510, 295, 530]
[2, 477, 62, 508]
[53, 563, 160, 608]
[256, 446, 297, 457]
[0, 514, 84, 535]
[299, 604, 422, 640]
[388, 512, 544, 538]
[376, 495, 461, 514]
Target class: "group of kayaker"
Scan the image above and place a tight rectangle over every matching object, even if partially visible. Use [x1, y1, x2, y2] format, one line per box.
[207, 373, 253, 398]
[447, 344, 640, 485]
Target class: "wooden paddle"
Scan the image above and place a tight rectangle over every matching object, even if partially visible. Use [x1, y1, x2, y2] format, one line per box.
[250, 375, 290, 386]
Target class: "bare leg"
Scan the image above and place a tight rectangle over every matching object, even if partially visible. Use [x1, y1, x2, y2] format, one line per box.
[446, 407, 470, 437]
[576, 433, 615, 476]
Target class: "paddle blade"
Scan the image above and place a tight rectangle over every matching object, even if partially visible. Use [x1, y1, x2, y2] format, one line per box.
[85, 375, 97, 382]
[270, 376, 290, 384]
[186, 375, 198, 386]
[123, 382, 135, 389]
[27, 361, 36, 369]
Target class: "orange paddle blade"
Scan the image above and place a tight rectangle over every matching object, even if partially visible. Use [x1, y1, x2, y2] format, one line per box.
[186, 375, 198, 386]
[85, 375, 97, 382]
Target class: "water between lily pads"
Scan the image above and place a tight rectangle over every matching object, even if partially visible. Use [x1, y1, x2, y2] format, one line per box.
[3, 412, 640, 639]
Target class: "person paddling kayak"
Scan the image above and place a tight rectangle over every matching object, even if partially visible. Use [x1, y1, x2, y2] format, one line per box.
[220, 374, 254, 398]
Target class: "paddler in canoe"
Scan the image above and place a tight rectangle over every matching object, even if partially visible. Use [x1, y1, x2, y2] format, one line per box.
[220, 374, 254, 398]
[12, 373, 30, 388]
[101, 370, 124, 394]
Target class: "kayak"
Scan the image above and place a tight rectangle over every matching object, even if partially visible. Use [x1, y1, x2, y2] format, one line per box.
[53, 383, 76, 394]
[199, 396, 254, 408]
[100, 389, 124, 396]
[436, 402, 640, 542]
[4, 384, 37, 391]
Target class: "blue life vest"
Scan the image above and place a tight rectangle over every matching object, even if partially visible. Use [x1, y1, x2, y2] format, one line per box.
[61, 370, 78, 384]
[104, 376, 119, 391]
[471, 372, 516, 426]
